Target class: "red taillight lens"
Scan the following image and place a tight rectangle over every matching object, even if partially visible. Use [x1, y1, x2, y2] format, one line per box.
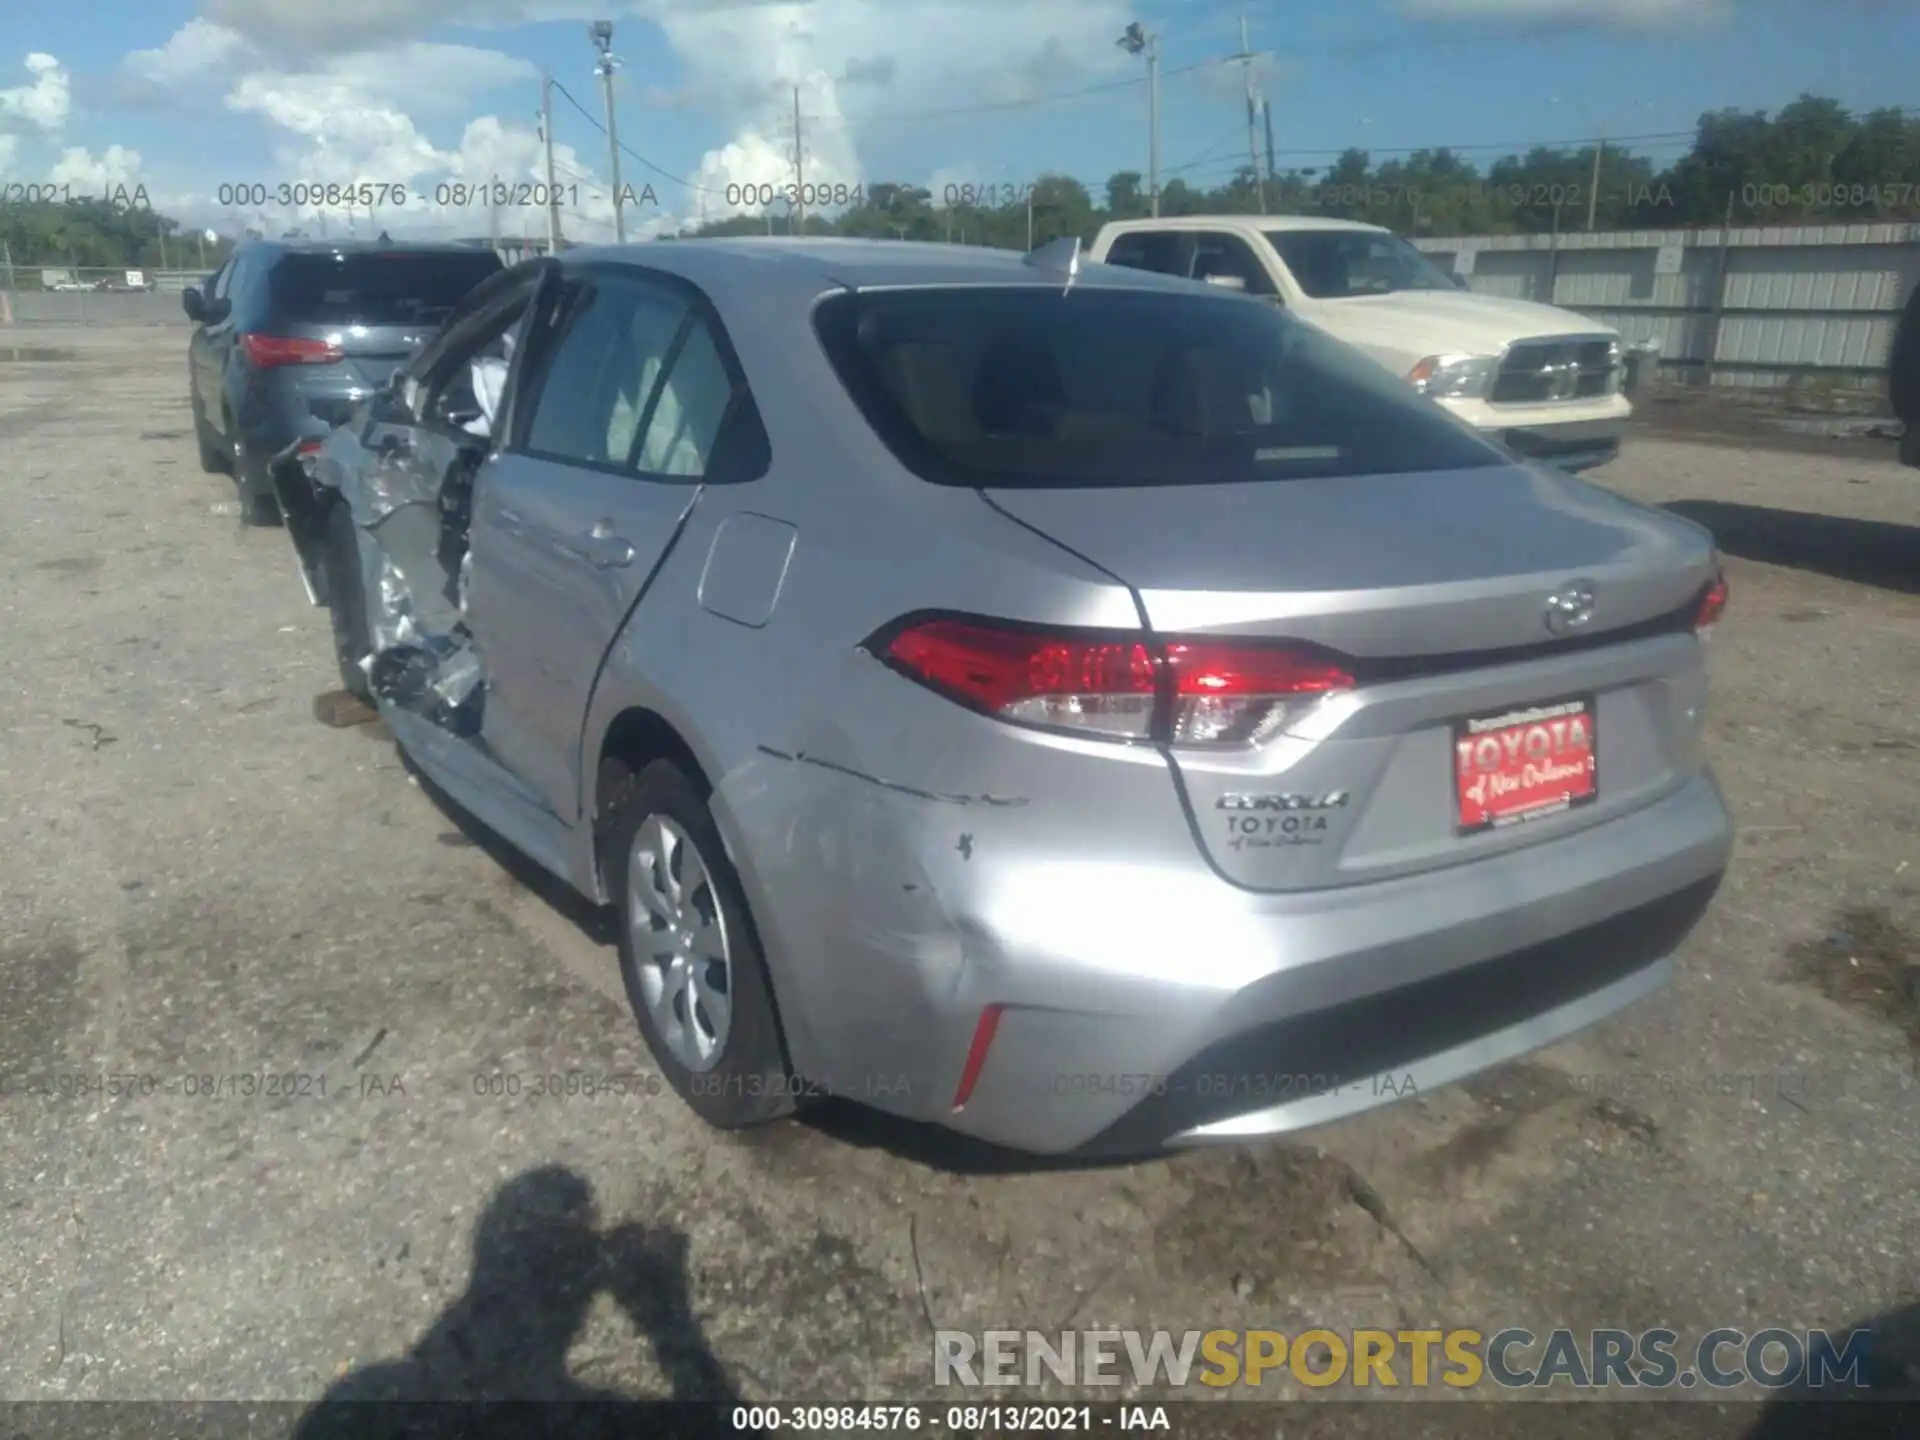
[239, 334, 344, 368]
[880, 618, 1354, 747]
[1694, 573, 1728, 632]
[886, 619, 1158, 739]
[1162, 638, 1357, 745]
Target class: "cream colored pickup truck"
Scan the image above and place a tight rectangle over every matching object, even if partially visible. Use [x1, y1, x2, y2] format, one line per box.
[1089, 214, 1631, 473]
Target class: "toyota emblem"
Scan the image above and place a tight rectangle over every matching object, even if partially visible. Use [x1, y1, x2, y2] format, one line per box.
[1544, 583, 1597, 635]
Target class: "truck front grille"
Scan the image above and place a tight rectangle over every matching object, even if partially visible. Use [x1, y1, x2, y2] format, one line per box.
[1490, 336, 1620, 406]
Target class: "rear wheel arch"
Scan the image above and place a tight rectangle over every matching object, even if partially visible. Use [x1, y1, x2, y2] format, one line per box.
[591, 707, 745, 883]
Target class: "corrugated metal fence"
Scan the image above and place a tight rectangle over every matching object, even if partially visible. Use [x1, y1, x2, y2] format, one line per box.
[1414, 222, 1920, 408]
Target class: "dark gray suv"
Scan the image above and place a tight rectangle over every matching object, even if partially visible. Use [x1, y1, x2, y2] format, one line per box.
[184, 239, 506, 524]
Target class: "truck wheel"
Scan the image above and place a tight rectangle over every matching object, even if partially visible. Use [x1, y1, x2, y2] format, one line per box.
[321, 498, 374, 704]
[601, 760, 796, 1130]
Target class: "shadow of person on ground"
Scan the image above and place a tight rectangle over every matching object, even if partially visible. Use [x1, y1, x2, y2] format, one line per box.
[1663, 500, 1920, 595]
[292, 1164, 738, 1440]
[1740, 1300, 1920, 1440]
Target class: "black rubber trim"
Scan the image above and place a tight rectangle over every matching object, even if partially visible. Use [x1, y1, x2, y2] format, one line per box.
[1071, 872, 1722, 1159]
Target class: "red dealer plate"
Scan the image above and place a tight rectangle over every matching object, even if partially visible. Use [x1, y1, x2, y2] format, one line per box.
[1453, 696, 1598, 835]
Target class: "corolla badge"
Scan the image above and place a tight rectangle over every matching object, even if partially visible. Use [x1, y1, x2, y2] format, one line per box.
[1544, 582, 1598, 636]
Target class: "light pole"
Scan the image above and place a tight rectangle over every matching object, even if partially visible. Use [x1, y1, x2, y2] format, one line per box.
[1118, 22, 1160, 217]
[590, 21, 627, 243]
[1552, 96, 1656, 231]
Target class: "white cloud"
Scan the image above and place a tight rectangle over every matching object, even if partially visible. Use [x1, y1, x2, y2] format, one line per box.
[121, 21, 251, 88]
[0, 53, 71, 133]
[646, 0, 1132, 222]
[110, 2, 1139, 238]
[1398, 0, 1732, 26]
[203, 0, 592, 53]
[48, 144, 144, 192]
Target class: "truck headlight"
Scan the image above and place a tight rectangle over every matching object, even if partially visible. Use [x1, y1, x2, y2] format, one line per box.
[1408, 353, 1499, 399]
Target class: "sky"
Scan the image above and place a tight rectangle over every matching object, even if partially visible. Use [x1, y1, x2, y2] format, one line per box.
[0, 0, 1912, 247]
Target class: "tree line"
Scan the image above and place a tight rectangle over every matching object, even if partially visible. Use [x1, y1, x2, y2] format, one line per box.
[676, 94, 1920, 247]
[1, 92, 1912, 269]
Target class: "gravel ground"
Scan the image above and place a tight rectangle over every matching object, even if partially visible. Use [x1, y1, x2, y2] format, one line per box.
[0, 329, 1915, 1435]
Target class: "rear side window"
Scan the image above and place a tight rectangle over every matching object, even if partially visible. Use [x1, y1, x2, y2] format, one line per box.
[1101, 231, 1186, 275]
[267, 252, 505, 325]
[814, 287, 1504, 489]
[518, 271, 770, 483]
[523, 278, 691, 468]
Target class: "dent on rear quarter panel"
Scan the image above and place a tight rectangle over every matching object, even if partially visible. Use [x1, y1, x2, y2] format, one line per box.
[714, 740, 969, 1104]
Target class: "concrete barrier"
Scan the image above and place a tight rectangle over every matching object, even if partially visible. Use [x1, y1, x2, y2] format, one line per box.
[2, 291, 191, 327]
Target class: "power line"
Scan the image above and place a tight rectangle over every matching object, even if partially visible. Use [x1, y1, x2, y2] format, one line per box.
[551, 78, 731, 197]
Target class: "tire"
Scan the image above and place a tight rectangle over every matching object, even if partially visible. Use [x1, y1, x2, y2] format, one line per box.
[238, 485, 282, 527]
[229, 425, 283, 527]
[321, 498, 374, 704]
[192, 392, 228, 474]
[601, 760, 796, 1130]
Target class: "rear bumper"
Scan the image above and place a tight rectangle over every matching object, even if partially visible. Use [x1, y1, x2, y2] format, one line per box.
[731, 757, 1732, 1156]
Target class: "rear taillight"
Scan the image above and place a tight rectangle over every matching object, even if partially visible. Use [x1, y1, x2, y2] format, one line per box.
[239, 333, 343, 368]
[877, 618, 1353, 747]
[1694, 573, 1728, 632]
[1162, 638, 1357, 745]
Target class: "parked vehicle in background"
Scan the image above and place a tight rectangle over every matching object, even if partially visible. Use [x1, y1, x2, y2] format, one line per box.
[303, 235, 1731, 1159]
[1090, 214, 1634, 474]
[1890, 275, 1920, 468]
[182, 239, 505, 525]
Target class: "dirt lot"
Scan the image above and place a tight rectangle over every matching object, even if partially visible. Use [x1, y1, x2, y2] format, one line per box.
[1, 328, 1916, 1433]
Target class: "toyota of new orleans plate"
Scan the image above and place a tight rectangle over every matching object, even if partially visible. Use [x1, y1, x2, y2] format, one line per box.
[1453, 695, 1597, 835]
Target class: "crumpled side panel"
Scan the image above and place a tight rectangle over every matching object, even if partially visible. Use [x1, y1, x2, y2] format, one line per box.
[350, 501, 483, 710]
[341, 451, 441, 529]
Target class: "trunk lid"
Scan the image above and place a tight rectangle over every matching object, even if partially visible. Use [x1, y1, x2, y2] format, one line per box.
[985, 463, 1719, 891]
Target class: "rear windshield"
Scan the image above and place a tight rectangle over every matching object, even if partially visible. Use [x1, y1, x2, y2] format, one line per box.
[268, 251, 505, 325]
[813, 286, 1504, 488]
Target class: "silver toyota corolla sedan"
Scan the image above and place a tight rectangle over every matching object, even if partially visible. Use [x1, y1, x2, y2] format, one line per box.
[297, 236, 1734, 1157]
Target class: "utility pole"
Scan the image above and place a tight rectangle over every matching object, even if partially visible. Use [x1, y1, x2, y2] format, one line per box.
[1118, 23, 1160, 217]
[1148, 35, 1160, 216]
[792, 86, 806, 235]
[541, 70, 563, 254]
[1235, 15, 1267, 214]
[1263, 99, 1277, 201]
[1026, 191, 1034, 250]
[590, 22, 626, 243]
[1586, 136, 1604, 231]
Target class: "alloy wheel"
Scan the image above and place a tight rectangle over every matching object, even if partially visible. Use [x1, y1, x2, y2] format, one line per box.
[626, 814, 733, 1071]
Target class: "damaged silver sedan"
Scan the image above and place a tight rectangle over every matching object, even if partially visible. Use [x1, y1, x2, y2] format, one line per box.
[278, 238, 1731, 1158]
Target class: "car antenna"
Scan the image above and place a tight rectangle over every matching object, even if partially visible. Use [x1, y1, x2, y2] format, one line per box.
[1024, 235, 1081, 295]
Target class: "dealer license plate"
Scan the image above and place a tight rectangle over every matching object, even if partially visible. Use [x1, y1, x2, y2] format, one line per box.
[1453, 696, 1597, 835]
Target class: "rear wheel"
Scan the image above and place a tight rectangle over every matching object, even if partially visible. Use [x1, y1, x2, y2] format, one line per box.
[192, 392, 227, 474]
[321, 498, 374, 704]
[229, 427, 282, 527]
[602, 760, 796, 1130]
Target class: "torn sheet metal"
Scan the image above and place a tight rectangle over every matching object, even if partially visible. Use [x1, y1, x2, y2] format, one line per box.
[355, 525, 483, 710]
[337, 342, 517, 722]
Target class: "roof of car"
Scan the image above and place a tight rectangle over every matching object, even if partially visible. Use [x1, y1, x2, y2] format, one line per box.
[250, 238, 504, 256]
[1101, 213, 1392, 235]
[558, 236, 1232, 301]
